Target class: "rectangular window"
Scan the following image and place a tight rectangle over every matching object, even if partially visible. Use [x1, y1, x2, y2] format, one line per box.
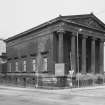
[43, 58, 48, 71]
[15, 62, 18, 72]
[32, 59, 36, 72]
[8, 63, 11, 72]
[23, 60, 26, 72]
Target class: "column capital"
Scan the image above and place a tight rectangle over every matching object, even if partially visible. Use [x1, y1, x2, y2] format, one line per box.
[71, 35, 76, 38]
[72, 32, 77, 36]
[82, 35, 88, 39]
[57, 28, 65, 33]
[91, 37, 97, 41]
[100, 39, 105, 42]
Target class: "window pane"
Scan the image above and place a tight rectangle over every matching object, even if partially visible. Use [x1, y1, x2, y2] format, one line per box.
[43, 58, 47, 71]
[23, 61, 26, 72]
[32, 59, 36, 71]
[23, 61, 26, 65]
[16, 62, 18, 72]
[33, 59, 36, 64]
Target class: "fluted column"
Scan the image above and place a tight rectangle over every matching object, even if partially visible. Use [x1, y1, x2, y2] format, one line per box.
[81, 36, 87, 74]
[99, 39, 104, 74]
[91, 38, 96, 74]
[71, 33, 76, 73]
[58, 30, 64, 63]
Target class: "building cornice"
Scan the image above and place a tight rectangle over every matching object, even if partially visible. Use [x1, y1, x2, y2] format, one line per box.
[5, 14, 105, 42]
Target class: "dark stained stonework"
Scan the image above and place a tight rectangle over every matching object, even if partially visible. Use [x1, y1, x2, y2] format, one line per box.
[2, 13, 105, 88]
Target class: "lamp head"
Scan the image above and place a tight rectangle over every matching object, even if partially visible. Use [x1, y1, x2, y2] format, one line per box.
[78, 28, 82, 32]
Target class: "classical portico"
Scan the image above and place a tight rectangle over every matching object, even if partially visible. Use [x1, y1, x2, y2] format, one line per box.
[55, 23, 105, 75]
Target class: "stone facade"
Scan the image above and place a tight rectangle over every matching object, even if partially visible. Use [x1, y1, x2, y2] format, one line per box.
[3, 13, 105, 88]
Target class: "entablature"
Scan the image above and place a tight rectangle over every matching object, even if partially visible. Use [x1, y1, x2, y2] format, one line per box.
[6, 20, 105, 47]
[62, 22, 105, 40]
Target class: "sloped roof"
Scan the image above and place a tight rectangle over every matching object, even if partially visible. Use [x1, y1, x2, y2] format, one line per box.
[5, 13, 105, 42]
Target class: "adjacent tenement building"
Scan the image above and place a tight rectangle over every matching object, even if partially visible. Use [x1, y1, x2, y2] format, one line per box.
[5, 13, 105, 88]
[0, 39, 6, 82]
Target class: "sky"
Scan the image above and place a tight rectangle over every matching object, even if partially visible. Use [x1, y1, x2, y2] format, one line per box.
[0, 0, 105, 39]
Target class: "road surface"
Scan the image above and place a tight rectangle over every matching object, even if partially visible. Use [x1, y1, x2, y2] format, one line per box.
[0, 86, 105, 105]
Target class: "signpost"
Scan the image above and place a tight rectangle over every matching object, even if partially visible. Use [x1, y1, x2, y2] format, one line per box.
[55, 63, 65, 76]
[55, 63, 65, 87]
[68, 70, 74, 87]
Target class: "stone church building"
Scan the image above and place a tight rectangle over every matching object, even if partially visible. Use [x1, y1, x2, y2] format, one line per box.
[5, 13, 105, 88]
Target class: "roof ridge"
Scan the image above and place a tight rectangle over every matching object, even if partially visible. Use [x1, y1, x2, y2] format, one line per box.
[61, 13, 91, 19]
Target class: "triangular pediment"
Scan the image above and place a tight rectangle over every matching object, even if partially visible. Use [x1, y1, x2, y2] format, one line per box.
[63, 14, 105, 31]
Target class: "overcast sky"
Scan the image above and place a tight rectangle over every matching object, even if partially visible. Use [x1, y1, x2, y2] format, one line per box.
[0, 0, 105, 39]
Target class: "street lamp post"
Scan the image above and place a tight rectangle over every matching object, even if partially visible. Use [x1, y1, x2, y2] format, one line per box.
[77, 29, 82, 88]
[35, 61, 39, 88]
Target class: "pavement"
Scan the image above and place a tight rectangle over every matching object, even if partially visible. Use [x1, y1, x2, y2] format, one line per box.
[0, 84, 105, 95]
[0, 85, 105, 105]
